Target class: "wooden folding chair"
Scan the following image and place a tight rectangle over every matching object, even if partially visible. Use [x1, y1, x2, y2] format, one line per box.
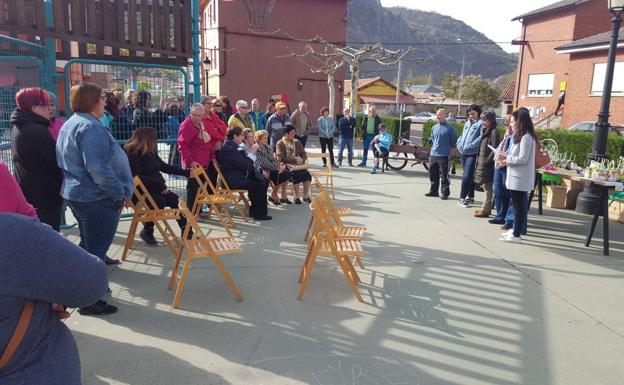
[168, 201, 243, 308]
[298, 200, 365, 302]
[307, 152, 335, 199]
[190, 166, 238, 237]
[304, 191, 359, 242]
[212, 161, 250, 221]
[122, 176, 184, 261]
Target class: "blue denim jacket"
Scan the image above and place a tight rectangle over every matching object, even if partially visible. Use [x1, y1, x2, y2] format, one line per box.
[56, 113, 133, 202]
[456, 119, 483, 156]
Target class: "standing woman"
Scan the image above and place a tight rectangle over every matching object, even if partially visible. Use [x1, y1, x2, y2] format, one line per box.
[456, 104, 483, 207]
[473, 111, 500, 218]
[317, 106, 337, 168]
[497, 108, 536, 243]
[46, 91, 65, 141]
[56, 83, 134, 315]
[178, 103, 214, 213]
[10, 87, 63, 230]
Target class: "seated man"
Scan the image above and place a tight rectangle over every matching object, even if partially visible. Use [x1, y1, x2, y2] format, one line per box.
[370, 124, 393, 174]
[217, 126, 271, 220]
[276, 125, 312, 204]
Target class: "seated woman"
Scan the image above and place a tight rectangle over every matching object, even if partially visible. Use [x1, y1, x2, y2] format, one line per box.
[255, 130, 291, 205]
[276, 125, 312, 204]
[125, 126, 190, 246]
[370, 124, 393, 174]
[217, 126, 271, 220]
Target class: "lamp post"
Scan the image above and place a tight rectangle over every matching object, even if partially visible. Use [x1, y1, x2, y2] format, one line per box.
[457, 38, 466, 115]
[576, 0, 624, 215]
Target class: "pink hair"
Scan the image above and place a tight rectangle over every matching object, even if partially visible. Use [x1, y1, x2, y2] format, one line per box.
[15, 87, 50, 112]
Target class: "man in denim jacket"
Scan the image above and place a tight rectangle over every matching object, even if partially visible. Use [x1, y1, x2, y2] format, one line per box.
[455, 104, 483, 207]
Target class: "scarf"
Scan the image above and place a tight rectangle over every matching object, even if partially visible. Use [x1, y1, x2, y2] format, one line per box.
[196, 121, 210, 142]
[283, 137, 296, 158]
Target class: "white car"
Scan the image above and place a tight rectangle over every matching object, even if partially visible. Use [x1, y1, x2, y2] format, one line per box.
[405, 112, 437, 123]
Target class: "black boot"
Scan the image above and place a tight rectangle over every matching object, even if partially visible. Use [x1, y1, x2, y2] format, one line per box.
[140, 224, 158, 247]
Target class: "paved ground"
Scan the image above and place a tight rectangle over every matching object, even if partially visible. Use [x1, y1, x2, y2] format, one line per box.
[64, 154, 624, 385]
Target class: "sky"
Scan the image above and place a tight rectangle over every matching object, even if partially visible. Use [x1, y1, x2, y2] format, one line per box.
[378, 0, 551, 53]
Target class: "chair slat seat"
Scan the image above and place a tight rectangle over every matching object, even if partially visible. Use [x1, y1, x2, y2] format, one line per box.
[336, 226, 366, 238]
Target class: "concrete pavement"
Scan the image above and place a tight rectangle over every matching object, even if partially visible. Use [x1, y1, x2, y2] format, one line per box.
[65, 159, 624, 385]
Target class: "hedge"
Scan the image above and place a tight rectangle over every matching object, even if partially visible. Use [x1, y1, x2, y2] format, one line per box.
[335, 114, 411, 144]
[422, 121, 624, 163]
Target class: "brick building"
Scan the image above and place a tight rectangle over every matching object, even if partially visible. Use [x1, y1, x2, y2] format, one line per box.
[512, 0, 618, 126]
[200, 0, 348, 117]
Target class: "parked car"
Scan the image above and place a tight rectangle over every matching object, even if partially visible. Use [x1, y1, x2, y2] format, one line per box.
[404, 112, 437, 123]
[569, 121, 624, 135]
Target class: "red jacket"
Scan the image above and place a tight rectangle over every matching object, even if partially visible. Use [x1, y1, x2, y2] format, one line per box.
[0, 161, 37, 218]
[177, 117, 214, 169]
[203, 111, 227, 143]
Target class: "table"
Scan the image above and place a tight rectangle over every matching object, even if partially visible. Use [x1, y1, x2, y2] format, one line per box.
[532, 169, 576, 215]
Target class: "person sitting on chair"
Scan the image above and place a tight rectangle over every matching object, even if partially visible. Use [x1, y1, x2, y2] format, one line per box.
[124, 126, 190, 246]
[217, 126, 271, 220]
[276, 125, 312, 204]
[370, 124, 393, 174]
[255, 130, 291, 205]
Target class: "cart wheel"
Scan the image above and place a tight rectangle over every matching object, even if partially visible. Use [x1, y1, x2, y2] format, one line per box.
[386, 152, 408, 170]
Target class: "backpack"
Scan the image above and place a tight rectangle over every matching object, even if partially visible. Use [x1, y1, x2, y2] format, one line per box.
[535, 140, 551, 169]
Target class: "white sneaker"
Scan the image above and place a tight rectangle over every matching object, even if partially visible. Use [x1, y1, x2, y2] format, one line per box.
[499, 233, 522, 243]
[501, 229, 514, 236]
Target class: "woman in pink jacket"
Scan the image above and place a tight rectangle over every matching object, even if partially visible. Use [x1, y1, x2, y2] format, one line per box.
[177, 103, 214, 212]
[0, 161, 37, 218]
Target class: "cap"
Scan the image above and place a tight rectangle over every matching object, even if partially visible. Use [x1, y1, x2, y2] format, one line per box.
[276, 101, 287, 109]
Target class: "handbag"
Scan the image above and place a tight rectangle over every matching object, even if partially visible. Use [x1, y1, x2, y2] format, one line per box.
[0, 299, 35, 369]
[535, 140, 551, 169]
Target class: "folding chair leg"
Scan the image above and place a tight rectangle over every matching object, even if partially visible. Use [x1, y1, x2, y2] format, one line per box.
[297, 253, 318, 301]
[172, 258, 192, 308]
[330, 176, 335, 199]
[335, 255, 363, 302]
[353, 255, 365, 269]
[211, 255, 243, 301]
[298, 240, 318, 283]
[304, 215, 314, 242]
[212, 204, 233, 236]
[343, 256, 361, 283]
[122, 214, 141, 261]
[168, 247, 186, 290]
[233, 201, 249, 222]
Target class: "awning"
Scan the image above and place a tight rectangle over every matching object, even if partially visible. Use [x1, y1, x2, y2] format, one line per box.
[359, 95, 416, 105]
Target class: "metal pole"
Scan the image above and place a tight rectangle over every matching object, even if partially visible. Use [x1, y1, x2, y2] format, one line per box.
[591, 13, 622, 160]
[191, 0, 201, 102]
[43, 0, 56, 94]
[395, 59, 402, 114]
[457, 38, 465, 115]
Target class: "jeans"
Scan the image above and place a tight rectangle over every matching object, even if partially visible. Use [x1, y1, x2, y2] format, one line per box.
[337, 136, 353, 165]
[428, 156, 450, 197]
[492, 168, 510, 221]
[360, 134, 375, 165]
[510, 190, 528, 238]
[460, 154, 477, 199]
[505, 194, 528, 235]
[295, 134, 308, 148]
[67, 198, 123, 262]
[319, 137, 335, 165]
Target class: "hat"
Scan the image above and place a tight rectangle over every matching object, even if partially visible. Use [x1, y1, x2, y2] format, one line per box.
[276, 101, 287, 109]
[378, 123, 387, 131]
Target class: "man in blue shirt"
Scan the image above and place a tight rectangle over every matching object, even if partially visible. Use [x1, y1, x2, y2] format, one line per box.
[455, 104, 483, 207]
[370, 124, 393, 174]
[426, 108, 457, 199]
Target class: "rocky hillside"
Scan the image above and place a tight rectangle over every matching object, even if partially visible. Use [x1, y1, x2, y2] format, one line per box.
[347, 0, 516, 83]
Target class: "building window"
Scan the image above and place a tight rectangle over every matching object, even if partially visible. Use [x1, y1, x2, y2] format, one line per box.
[591, 62, 624, 95]
[527, 74, 554, 97]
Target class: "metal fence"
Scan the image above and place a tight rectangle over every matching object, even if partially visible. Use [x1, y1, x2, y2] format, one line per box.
[0, 34, 49, 171]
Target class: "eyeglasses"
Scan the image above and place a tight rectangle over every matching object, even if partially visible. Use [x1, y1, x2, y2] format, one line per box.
[213, 104, 223, 107]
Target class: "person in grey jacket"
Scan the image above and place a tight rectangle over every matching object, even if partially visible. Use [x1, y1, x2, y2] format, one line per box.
[317, 106, 336, 167]
[266, 101, 292, 148]
[497, 107, 536, 243]
[0, 213, 108, 385]
[291, 101, 312, 147]
[455, 104, 483, 207]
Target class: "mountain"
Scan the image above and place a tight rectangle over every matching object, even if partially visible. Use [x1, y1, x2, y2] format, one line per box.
[347, 0, 517, 84]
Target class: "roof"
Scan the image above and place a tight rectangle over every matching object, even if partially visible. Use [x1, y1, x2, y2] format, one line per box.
[499, 79, 516, 101]
[359, 95, 417, 105]
[512, 0, 584, 21]
[555, 28, 624, 53]
[344, 76, 409, 96]
[407, 84, 442, 95]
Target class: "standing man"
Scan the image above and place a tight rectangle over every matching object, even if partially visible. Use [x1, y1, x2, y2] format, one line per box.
[455, 104, 483, 207]
[291, 101, 311, 147]
[337, 108, 357, 167]
[266, 101, 292, 148]
[426, 108, 457, 199]
[358, 104, 381, 167]
[248, 98, 266, 130]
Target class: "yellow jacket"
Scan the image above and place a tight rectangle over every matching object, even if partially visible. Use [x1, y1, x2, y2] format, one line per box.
[228, 113, 256, 132]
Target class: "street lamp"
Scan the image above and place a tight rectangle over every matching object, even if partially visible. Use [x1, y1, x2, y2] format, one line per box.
[576, 0, 624, 214]
[457, 38, 466, 115]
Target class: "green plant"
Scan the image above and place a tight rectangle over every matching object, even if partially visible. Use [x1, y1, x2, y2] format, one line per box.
[537, 129, 624, 164]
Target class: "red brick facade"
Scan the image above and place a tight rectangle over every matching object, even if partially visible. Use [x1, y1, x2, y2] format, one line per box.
[514, 0, 616, 125]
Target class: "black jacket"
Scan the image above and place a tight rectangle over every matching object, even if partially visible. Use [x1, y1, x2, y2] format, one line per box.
[361, 115, 382, 137]
[10, 109, 63, 209]
[125, 151, 189, 194]
[216, 140, 254, 188]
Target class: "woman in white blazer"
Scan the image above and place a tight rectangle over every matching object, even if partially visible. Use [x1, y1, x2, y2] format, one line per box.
[497, 107, 536, 243]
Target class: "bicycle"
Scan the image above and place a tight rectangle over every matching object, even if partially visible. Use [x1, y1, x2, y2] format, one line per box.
[384, 137, 430, 171]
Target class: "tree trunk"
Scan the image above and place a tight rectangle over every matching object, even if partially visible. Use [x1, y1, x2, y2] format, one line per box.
[327, 72, 336, 119]
[350, 64, 360, 114]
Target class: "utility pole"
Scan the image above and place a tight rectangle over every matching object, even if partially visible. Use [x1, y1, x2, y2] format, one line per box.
[457, 38, 466, 115]
[191, 0, 201, 102]
[395, 59, 402, 114]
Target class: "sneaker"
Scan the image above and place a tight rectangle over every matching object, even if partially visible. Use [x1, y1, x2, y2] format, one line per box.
[303, 197, 312, 203]
[425, 192, 438, 197]
[488, 218, 505, 224]
[466, 197, 475, 204]
[458, 199, 469, 207]
[295, 198, 302, 204]
[474, 210, 491, 218]
[78, 300, 118, 316]
[500, 225, 511, 230]
[139, 230, 158, 247]
[499, 233, 522, 243]
[280, 198, 292, 204]
[357, 163, 366, 167]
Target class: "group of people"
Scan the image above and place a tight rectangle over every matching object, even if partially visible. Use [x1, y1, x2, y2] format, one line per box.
[427, 105, 537, 243]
